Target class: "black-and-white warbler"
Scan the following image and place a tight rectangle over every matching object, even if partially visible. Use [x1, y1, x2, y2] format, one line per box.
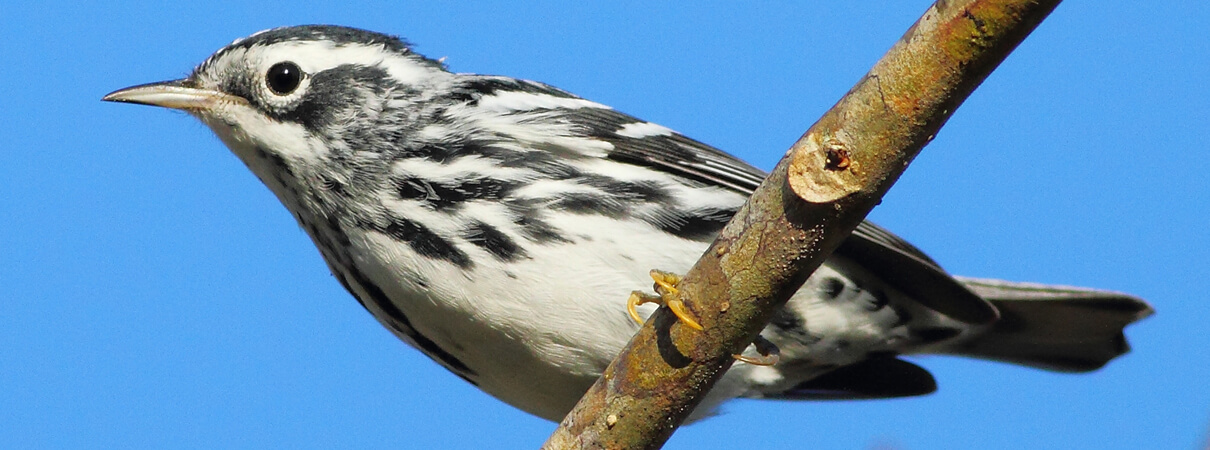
[104, 25, 1152, 422]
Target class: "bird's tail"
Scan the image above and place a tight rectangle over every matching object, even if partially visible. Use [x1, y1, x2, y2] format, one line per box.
[944, 277, 1154, 372]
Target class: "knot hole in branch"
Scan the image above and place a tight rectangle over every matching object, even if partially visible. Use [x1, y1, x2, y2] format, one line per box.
[824, 145, 851, 171]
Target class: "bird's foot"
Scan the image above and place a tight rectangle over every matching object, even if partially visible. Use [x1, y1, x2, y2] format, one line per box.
[626, 270, 703, 331]
[625, 270, 778, 364]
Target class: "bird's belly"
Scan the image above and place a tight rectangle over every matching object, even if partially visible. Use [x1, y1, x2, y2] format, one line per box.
[332, 216, 711, 420]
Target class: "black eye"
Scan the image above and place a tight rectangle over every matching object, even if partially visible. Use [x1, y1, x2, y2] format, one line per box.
[266, 62, 303, 95]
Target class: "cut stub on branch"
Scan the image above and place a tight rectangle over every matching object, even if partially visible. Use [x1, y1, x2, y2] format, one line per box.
[788, 132, 866, 203]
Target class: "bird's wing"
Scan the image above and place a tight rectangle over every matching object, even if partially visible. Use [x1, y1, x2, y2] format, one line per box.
[840, 222, 999, 324]
[449, 77, 997, 324]
[450, 76, 770, 192]
[571, 102, 999, 324]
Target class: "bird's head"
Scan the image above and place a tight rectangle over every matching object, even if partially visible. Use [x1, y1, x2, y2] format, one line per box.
[103, 25, 451, 197]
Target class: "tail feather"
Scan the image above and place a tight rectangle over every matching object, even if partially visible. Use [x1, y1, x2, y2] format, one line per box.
[947, 277, 1153, 372]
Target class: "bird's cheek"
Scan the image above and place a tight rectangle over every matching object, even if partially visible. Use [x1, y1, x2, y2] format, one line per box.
[209, 105, 273, 145]
[199, 115, 241, 141]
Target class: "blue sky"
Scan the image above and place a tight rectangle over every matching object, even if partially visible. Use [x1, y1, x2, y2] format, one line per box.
[3, 1, 1206, 448]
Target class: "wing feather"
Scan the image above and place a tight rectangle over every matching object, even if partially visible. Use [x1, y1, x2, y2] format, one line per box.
[580, 104, 999, 324]
[452, 77, 998, 324]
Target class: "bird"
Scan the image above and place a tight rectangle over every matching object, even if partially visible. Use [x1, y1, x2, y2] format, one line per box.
[103, 25, 1152, 423]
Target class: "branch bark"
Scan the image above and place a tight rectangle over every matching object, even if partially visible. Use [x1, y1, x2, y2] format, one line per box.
[543, 1, 1062, 448]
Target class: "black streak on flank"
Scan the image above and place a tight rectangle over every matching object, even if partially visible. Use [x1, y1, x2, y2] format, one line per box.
[380, 218, 473, 269]
[551, 192, 628, 218]
[515, 215, 572, 244]
[506, 200, 573, 244]
[581, 175, 672, 205]
[464, 221, 527, 261]
[406, 139, 512, 165]
[334, 267, 478, 385]
[394, 177, 516, 211]
[498, 150, 582, 178]
[654, 207, 733, 241]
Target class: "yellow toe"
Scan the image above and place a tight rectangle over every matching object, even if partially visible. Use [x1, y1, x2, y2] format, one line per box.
[649, 270, 682, 296]
[626, 291, 647, 325]
[667, 299, 704, 331]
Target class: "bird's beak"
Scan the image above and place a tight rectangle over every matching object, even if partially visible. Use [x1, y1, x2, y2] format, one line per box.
[102, 79, 245, 111]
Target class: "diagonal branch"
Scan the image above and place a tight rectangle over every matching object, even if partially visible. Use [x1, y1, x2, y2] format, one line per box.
[543, 1, 1062, 448]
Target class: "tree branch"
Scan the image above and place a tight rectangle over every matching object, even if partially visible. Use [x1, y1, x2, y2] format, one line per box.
[543, 1, 1062, 448]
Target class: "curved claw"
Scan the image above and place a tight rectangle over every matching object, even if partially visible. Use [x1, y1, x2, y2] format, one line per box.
[666, 299, 704, 331]
[732, 353, 779, 366]
[650, 270, 681, 296]
[732, 336, 780, 366]
[626, 291, 649, 325]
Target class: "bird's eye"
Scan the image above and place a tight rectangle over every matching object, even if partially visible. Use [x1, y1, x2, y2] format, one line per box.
[265, 62, 303, 95]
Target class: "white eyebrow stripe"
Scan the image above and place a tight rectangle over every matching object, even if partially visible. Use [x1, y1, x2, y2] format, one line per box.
[201, 40, 451, 90]
[264, 42, 447, 86]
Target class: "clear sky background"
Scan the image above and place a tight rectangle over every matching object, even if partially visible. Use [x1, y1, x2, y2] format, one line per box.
[3, 1, 1206, 449]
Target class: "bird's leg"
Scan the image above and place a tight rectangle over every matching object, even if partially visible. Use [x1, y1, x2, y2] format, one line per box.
[625, 270, 779, 364]
[732, 335, 780, 366]
[626, 270, 703, 331]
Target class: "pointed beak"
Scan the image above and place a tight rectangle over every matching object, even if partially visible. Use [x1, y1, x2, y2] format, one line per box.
[102, 79, 245, 111]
